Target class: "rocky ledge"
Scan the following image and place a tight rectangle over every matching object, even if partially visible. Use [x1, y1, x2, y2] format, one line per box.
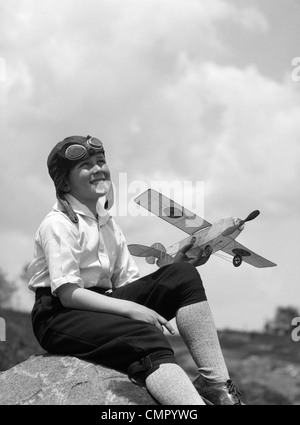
[0, 354, 158, 405]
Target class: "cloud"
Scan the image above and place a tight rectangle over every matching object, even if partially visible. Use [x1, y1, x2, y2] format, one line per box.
[143, 57, 300, 218]
[1, 0, 299, 329]
[0, 0, 275, 220]
[1, 0, 269, 114]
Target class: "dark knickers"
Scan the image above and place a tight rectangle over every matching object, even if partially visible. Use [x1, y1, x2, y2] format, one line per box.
[31, 262, 207, 383]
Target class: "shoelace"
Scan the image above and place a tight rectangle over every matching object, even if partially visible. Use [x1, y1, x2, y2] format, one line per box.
[226, 380, 242, 404]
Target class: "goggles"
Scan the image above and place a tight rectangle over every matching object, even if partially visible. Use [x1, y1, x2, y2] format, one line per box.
[64, 136, 104, 161]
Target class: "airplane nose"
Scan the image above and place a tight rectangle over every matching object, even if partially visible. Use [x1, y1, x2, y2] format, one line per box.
[222, 210, 260, 237]
[233, 218, 244, 230]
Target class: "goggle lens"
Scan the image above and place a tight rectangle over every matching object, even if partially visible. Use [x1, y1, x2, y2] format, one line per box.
[64, 137, 104, 161]
[87, 137, 103, 149]
[65, 145, 87, 160]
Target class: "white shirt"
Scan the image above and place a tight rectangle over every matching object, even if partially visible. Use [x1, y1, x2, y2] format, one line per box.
[28, 194, 140, 294]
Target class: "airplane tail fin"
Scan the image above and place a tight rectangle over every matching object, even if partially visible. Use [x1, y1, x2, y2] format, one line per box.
[146, 243, 166, 264]
[150, 242, 174, 267]
[128, 242, 173, 267]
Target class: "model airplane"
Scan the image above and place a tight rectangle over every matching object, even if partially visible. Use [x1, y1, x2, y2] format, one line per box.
[128, 189, 277, 268]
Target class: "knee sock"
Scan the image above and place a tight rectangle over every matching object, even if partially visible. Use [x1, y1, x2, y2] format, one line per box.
[145, 363, 205, 405]
[176, 301, 229, 390]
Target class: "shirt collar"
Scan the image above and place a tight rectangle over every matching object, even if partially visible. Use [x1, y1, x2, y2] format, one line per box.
[54, 194, 111, 226]
[96, 197, 111, 226]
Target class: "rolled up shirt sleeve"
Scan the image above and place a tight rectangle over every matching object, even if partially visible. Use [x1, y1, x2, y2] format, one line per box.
[40, 216, 84, 294]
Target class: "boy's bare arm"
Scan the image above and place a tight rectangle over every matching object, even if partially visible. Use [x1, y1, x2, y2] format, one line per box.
[56, 283, 174, 335]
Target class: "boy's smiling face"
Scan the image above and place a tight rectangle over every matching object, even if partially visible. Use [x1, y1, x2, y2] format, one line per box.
[67, 152, 111, 210]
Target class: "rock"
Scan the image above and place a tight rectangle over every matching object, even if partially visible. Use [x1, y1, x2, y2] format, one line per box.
[0, 354, 158, 405]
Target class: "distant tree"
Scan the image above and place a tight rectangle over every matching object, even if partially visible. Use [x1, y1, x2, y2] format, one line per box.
[0, 268, 16, 307]
[265, 306, 300, 336]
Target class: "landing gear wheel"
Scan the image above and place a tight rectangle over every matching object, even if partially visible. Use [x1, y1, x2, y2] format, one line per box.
[204, 245, 212, 257]
[233, 254, 243, 267]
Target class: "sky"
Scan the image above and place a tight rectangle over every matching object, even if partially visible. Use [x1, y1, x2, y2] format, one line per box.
[0, 0, 300, 331]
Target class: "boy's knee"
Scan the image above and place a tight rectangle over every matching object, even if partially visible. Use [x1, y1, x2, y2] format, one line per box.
[167, 261, 205, 293]
[169, 260, 198, 273]
[171, 262, 207, 306]
[169, 261, 203, 283]
[152, 262, 206, 312]
[128, 349, 177, 386]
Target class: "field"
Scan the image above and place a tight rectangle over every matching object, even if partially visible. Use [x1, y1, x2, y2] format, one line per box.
[1, 307, 300, 405]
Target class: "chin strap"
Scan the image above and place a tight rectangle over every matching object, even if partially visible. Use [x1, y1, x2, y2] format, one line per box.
[104, 181, 114, 210]
[57, 193, 79, 223]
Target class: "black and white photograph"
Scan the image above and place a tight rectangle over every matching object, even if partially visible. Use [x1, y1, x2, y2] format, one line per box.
[0, 0, 300, 408]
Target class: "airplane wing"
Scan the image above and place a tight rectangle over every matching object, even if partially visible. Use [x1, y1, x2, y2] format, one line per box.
[221, 240, 277, 268]
[134, 189, 211, 235]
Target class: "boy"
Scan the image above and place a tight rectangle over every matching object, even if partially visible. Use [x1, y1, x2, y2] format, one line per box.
[28, 135, 243, 405]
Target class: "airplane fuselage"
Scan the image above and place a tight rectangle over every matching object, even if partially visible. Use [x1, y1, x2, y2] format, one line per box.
[167, 217, 244, 260]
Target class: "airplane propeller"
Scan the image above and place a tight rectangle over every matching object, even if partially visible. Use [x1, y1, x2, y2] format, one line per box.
[222, 210, 260, 237]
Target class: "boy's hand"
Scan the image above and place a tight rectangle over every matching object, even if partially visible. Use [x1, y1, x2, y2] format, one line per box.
[174, 243, 212, 267]
[127, 303, 175, 335]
